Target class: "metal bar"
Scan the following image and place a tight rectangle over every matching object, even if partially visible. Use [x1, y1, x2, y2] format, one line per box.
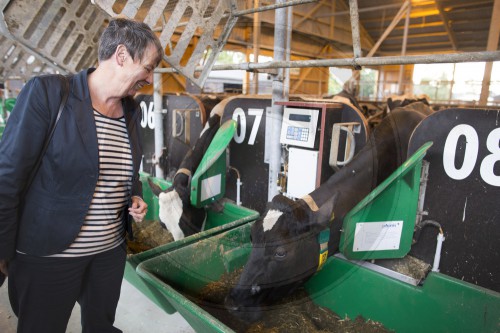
[415, 161, 430, 227]
[252, 0, 260, 94]
[268, 0, 287, 201]
[398, 3, 411, 94]
[155, 51, 500, 73]
[153, 72, 164, 179]
[349, 0, 362, 59]
[285, 5, 293, 99]
[233, 0, 316, 17]
[367, 0, 410, 57]
[334, 254, 420, 286]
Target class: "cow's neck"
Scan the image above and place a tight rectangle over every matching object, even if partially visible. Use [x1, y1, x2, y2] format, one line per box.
[308, 143, 377, 219]
[307, 109, 422, 219]
[307, 139, 403, 218]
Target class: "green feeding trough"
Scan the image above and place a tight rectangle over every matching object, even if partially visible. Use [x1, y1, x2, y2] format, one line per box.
[136, 221, 500, 333]
[191, 120, 237, 208]
[126, 173, 259, 314]
[339, 142, 432, 260]
[125, 119, 259, 314]
[133, 142, 499, 332]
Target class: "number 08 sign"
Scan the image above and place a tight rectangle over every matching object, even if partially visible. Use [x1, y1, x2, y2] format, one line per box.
[408, 108, 499, 291]
[443, 124, 500, 186]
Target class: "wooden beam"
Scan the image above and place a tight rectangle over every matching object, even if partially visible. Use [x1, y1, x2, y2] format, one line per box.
[291, 44, 329, 92]
[385, 31, 449, 40]
[330, 0, 336, 39]
[367, 0, 410, 57]
[292, 0, 324, 28]
[435, 0, 458, 50]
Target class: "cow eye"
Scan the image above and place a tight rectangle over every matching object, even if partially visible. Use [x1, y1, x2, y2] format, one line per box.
[274, 247, 287, 259]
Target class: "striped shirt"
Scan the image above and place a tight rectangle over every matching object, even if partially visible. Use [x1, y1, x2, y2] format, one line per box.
[51, 110, 133, 257]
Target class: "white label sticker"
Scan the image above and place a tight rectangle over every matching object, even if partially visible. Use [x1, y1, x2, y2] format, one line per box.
[353, 221, 403, 252]
[200, 174, 222, 202]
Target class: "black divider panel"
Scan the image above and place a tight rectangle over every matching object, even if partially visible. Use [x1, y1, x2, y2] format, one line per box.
[136, 94, 204, 178]
[408, 108, 500, 291]
[221, 97, 272, 214]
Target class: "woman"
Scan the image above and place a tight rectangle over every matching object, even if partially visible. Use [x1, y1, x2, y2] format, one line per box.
[0, 18, 163, 332]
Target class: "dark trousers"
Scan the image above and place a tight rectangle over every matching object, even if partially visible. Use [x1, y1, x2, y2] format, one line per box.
[8, 244, 127, 333]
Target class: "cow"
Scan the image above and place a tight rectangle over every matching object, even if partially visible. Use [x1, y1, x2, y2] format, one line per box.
[386, 93, 432, 113]
[149, 114, 220, 241]
[224, 104, 432, 321]
[330, 71, 364, 113]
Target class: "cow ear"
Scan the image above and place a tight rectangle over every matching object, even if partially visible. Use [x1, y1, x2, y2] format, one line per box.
[271, 194, 295, 210]
[309, 196, 336, 232]
[148, 178, 163, 197]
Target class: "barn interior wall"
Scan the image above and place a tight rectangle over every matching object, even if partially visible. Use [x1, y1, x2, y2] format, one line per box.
[289, 67, 329, 96]
[377, 64, 415, 98]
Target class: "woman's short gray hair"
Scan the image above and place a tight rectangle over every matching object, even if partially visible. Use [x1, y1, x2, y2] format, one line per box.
[98, 18, 163, 66]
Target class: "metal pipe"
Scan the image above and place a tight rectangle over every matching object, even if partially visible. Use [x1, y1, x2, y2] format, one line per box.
[229, 166, 242, 206]
[252, 0, 260, 94]
[153, 72, 164, 179]
[155, 51, 500, 73]
[349, 0, 362, 59]
[398, 3, 411, 94]
[432, 232, 445, 272]
[415, 161, 430, 226]
[268, 0, 287, 201]
[285, 4, 293, 99]
[234, 0, 316, 17]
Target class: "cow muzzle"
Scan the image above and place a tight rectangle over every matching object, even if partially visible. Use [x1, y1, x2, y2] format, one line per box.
[224, 291, 263, 322]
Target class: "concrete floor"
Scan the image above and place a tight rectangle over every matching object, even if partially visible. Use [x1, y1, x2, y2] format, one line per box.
[0, 278, 195, 333]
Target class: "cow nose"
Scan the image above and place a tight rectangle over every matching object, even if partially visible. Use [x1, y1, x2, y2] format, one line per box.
[224, 295, 239, 312]
[251, 284, 261, 295]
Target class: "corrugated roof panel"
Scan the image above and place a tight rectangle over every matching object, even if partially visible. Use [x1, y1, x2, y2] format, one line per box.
[0, 0, 109, 73]
[93, 0, 239, 88]
[0, 34, 57, 79]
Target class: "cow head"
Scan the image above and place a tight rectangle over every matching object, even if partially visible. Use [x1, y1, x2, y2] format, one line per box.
[146, 114, 222, 241]
[225, 194, 334, 321]
[148, 175, 206, 241]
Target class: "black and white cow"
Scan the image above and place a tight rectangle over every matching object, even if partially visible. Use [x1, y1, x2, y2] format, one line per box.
[224, 104, 432, 321]
[149, 114, 220, 241]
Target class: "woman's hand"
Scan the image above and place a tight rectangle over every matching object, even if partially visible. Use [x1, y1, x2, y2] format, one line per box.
[0, 259, 8, 276]
[129, 196, 148, 222]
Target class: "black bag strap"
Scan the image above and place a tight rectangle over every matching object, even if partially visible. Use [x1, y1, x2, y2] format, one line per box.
[25, 75, 70, 190]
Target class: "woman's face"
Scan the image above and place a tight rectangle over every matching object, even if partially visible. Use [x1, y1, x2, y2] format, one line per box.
[122, 43, 159, 96]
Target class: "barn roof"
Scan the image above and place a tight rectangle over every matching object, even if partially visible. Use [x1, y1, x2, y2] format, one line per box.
[0, 0, 498, 83]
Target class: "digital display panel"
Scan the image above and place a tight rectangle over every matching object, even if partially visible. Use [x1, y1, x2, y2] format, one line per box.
[280, 107, 319, 148]
[289, 114, 311, 122]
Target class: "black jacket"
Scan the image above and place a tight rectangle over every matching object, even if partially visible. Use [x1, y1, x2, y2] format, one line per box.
[0, 68, 143, 259]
